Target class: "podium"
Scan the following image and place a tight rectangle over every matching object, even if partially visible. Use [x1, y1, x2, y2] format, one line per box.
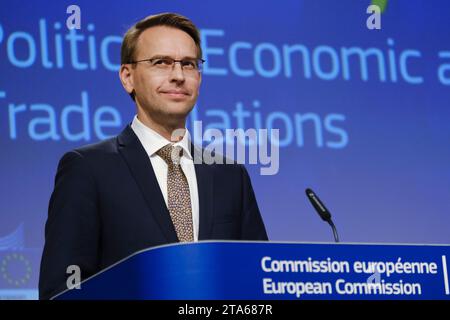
[54, 241, 450, 300]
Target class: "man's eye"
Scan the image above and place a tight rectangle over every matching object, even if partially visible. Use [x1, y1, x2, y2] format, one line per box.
[181, 60, 196, 69]
[152, 59, 172, 66]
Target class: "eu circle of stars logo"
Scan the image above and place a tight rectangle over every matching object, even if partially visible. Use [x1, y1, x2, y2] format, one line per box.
[1, 253, 32, 287]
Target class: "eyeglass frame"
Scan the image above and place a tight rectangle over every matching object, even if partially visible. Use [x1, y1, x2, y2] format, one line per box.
[127, 56, 206, 73]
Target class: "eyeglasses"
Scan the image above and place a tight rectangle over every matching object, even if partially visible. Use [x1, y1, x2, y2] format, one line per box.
[128, 57, 205, 75]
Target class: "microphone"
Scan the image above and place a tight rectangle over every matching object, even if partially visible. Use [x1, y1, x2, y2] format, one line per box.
[305, 188, 340, 243]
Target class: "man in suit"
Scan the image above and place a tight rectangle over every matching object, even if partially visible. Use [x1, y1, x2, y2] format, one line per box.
[39, 12, 268, 300]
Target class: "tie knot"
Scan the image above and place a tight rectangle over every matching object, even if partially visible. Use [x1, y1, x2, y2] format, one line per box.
[156, 144, 183, 165]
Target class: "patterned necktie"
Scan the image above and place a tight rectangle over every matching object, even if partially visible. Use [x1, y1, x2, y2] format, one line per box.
[156, 144, 194, 242]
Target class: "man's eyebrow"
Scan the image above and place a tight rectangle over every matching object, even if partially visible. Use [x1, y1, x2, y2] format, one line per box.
[149, 55, 198, 60]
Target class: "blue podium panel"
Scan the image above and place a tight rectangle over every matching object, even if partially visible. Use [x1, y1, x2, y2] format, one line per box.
[55, 241, 450, 300]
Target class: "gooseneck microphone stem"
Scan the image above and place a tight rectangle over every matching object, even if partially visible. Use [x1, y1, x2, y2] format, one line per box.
[327, 219, 340, 243]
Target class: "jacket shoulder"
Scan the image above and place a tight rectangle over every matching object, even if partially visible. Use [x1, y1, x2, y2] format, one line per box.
[73, 136, 118, 156]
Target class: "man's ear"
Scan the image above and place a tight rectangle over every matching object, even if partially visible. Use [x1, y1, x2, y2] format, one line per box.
[119, 64, 135, 95]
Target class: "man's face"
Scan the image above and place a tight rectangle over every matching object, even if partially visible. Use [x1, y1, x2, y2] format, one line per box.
[121, 26, 202, 126]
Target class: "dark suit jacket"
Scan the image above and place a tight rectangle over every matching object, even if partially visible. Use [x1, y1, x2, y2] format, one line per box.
[39, 125, 268, 299]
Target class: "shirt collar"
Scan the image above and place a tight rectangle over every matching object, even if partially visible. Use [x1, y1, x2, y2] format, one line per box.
[131, 115, 192, 160]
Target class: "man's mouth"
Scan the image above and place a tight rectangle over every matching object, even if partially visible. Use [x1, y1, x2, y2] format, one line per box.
[159, 90, 190, 98]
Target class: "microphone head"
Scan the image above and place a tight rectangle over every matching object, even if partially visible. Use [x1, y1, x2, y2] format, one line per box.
[305, 188, 332, 222]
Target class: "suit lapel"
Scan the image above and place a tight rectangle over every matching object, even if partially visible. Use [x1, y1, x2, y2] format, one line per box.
[192, 144, 215, 240]
[117, 125, 178, 242]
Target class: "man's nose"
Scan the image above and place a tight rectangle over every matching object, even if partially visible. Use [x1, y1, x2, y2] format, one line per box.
[169, 62, 185, 82]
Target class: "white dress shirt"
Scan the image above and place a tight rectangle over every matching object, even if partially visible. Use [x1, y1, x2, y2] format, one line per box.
[131, 115, 199, 241]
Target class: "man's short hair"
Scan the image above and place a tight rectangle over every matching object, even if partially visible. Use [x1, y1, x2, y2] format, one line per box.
[121, 12, 202, 64]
